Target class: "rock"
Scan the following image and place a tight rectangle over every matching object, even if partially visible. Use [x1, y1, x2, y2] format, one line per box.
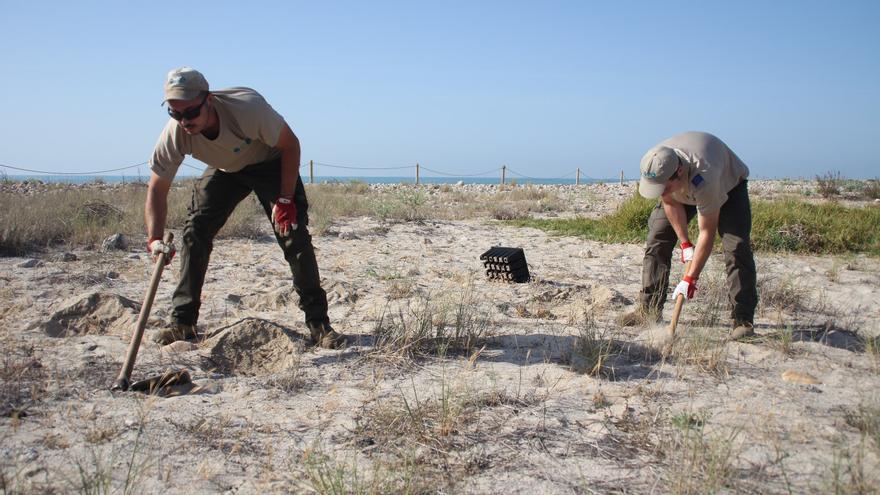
[456, 180, 464, 186]
[101, 234, 128, 252]
[106, 271, 119, 279]
[782, 370, 821, 385]
[338, 231, 359, 240]
[17, 259, 43, 268]
[58, 252, 77, 262]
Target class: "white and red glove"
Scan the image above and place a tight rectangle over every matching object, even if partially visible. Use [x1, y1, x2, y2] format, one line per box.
[272, 195, 298, 236]
[148, 237, 176, 265]
[679, 241, 695, 263]
[672, 275, 697, 301]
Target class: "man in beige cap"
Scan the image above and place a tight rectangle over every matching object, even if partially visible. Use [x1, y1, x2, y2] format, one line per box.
[145, 67, 345, 348]
[618, 131, 757, 340]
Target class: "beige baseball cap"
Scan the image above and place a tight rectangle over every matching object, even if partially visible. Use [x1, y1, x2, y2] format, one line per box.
[163, 67, 209, 103]
[638, 146, 681, 199]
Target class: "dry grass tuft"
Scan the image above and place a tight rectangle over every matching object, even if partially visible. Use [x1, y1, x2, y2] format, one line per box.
[371, 281, 491, 361]
[844, 404, 880, 450]
[0, 341, 46, 419]
[669, 327, 729, 377]
[566, 314, 617, 377]
[662, 414, 742, 494]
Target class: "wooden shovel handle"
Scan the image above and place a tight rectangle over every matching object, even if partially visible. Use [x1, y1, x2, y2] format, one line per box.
[112, 232, 173, 391]
[666, 260, 692, 339]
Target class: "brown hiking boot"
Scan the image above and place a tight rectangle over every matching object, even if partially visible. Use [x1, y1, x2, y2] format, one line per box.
[307, 321, 347, 349]
[616, 308, 661, 327]
[153, 323, 198, 345]
[729, 321, 756, 341]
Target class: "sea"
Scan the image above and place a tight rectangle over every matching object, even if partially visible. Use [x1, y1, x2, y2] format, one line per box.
[4, 174, 620, 186]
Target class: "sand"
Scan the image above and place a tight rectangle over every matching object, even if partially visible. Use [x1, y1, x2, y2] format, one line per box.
[1, 180, 879, 493]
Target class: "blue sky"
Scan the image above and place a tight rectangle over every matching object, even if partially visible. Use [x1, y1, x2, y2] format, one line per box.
[1, 1, 878, 179]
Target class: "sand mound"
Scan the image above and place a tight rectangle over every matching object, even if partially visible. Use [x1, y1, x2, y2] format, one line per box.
[39, 292, 140, 337]
[199, 318, 306, 375]
[325, 280, 359, 305]
[239, 286, 295, 311]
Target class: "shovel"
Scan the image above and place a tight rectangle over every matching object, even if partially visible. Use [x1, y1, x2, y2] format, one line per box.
[662, 261, 691, 357]
[111, 232, 174, 392]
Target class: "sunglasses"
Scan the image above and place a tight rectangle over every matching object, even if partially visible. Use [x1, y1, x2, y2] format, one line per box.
[167, 95, 208, 121]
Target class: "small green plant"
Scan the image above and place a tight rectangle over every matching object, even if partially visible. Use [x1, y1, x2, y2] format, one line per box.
[671, 410, 708, 431]
[866, 335, 880, 369]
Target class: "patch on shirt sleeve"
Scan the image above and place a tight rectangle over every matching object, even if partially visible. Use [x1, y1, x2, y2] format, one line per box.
[691, 174, 705, 187]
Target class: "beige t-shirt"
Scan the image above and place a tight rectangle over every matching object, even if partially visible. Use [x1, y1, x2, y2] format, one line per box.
[150, 87, 285, 179]
[663, 132, 750, 214]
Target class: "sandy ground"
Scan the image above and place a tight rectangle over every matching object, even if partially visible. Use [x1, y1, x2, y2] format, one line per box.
[1, 181, 879, 494]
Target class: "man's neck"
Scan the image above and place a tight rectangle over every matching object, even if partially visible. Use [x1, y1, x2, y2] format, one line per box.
[201, 107, 220, 140]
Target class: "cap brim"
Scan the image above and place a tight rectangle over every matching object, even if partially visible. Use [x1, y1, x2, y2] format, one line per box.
[162, 88, 202, 103]
[638, 178, 666, 199]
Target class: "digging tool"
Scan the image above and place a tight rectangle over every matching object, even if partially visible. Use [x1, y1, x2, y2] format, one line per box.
[111, 232, 174, 391]
[663, 261, 692, 357]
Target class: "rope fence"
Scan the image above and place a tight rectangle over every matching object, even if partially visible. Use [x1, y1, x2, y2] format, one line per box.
[1, 159, 630, 185]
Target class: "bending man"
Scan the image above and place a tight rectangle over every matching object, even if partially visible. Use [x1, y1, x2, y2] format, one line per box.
[618, 131, 757, 340]
[145, 67, 345, 348]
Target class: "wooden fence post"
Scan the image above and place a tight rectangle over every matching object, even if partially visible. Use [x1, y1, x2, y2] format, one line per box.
[416, 163, 420, 185]
[620, 170, 624, 185]
[309, 160, 314, 184]
[576, 168, 581, 185]
[501, 165, 506, 185]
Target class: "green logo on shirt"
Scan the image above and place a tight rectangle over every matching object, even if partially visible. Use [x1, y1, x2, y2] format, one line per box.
[233, 137, 253, 154]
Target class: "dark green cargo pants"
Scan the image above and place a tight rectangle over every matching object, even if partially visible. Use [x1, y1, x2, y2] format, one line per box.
[171, 158, 329, 326]
[640, 180, 757, 324]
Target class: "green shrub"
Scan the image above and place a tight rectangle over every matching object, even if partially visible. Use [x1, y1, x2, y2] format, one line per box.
[509, 192, 656, 243]
[512, 193, 880, 255]
[816, 171, 843, 199]
[751, 199, 880, 255]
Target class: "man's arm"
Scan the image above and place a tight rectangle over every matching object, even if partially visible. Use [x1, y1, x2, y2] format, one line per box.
[661, 196, 690, 246]
[274, 123, 301, 197]
[145, 172, 172, 240]
[688, 210, 720, 280]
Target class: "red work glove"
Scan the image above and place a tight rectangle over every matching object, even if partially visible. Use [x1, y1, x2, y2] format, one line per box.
[272, 195, 298, 236]
[147, 237, 176, 265]
[672, 275, 697, 301]
[680, 241, 695, 263]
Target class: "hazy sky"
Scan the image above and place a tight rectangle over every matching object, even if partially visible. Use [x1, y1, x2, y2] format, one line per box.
[1, 1, 877, 179]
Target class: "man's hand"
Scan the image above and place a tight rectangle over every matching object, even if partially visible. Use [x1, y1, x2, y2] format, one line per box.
[679, 241, 695, 263]
[672, 275, 697, 301]
[272, 196, 298, 236]
[148, 237, 176, 265]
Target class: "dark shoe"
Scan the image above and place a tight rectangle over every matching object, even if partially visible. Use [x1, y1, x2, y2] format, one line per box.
[153, 323, 197, 345]
[616, 308, 661, 327]
[306, 321, 347, 349]
[729, 321, 756, 341]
